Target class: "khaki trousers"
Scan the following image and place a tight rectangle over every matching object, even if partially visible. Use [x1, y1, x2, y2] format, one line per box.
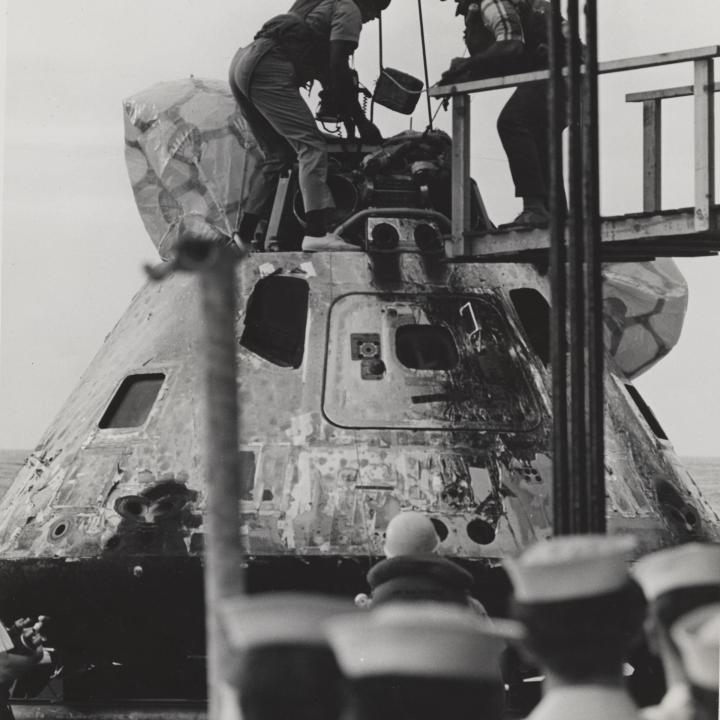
[229, 44, 334, 215]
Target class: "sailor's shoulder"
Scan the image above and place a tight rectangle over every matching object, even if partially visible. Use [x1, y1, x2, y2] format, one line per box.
[640, 686, 695, 720]
[527, 687, 643, 720]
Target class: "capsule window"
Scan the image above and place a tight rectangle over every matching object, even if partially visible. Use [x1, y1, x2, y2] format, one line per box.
[396, 325, 458, 370]
[241, 276, 309, 368]
[509, 288, 550, 366]
[99, 374, 165, 429]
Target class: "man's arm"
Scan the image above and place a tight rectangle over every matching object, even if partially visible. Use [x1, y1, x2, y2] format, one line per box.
[328, 40, 382, 143]
[440, 0, 527, 83]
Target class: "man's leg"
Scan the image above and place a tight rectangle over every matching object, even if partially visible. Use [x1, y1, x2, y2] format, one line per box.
[497, 81, 552, 228]
[231, 88, 295, 244]
[248, 50, 335, 238]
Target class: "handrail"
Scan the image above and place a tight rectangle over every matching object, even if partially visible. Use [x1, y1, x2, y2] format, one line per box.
[429, 45, 720, 98]
[431, 45, 718, 254]
[626, 82, 720, 103]
[624, 81, 719, 212]
[334, 207, 451, 237]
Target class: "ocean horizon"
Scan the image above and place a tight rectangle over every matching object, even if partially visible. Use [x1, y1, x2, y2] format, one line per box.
[678, 456, 720, 511]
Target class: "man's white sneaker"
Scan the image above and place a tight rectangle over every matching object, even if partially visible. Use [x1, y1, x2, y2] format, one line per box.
[301, 233, 359, 252]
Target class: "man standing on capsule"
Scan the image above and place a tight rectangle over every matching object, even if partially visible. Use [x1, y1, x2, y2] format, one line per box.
[229, 0, 389, 252]
[439, 0, 568, 230]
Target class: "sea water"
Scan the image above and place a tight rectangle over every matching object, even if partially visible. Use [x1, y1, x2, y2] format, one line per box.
[682, 457, 720, 514]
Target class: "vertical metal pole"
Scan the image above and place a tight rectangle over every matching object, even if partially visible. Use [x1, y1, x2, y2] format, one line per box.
[582, 0, 606, 533]
[549, 0, 569, 534]
[642, 99, 662, 213]
[450, 93, 471, 257]
[200, 247, 245, 720]
[551, 0, 605, 534]
[565, 0, 586, 531]
[693, 58, 716, 231]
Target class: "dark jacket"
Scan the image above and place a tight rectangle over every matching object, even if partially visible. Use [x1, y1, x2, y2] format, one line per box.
[367, 554, 476, 607]
[255, 0, 337, 84]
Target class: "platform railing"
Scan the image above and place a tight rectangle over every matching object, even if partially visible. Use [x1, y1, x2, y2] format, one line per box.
[625, 79, 720, 214]
[429, 45, 719, 256]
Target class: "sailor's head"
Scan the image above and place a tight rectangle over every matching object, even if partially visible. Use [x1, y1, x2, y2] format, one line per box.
[633, 543, 720, 617]
[504, 535, 646, 682]
[671, 603, 720, 719]
[632, 543, 720, 660]
[383, 511, 440, 557]
[355, 0, 391, 23]
[326, 603, 515, 720]
[220, 593, 357, 720]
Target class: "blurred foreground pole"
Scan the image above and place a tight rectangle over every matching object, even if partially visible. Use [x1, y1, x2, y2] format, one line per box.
[549, 0, 606, 534]
[199, 246, 245, 720]
[582, 0, 605, 533]
[548, 0, 569, 533]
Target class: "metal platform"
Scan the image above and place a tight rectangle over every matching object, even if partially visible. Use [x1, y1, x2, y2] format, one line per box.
[430, 45, 719, 261]
[454, 205, 720, 263]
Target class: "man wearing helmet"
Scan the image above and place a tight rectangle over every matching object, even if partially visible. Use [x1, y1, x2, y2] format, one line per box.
[230, 0, 388, 252]
[440, 0, 568, 230]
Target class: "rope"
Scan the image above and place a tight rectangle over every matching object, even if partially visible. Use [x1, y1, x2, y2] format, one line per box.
[372, 13, 385, 122]
[430, 99, 445, 126]
[417, 0, 433, 130]
[378, 13, 384, 72]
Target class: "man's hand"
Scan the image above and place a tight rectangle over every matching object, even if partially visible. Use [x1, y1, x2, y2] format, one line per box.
[439, 57, 471, 84]
[357, 118, 383, 146]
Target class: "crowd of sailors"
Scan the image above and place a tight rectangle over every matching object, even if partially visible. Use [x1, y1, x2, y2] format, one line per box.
[222, 513, 719, 720]
[0, 514, 715, 719]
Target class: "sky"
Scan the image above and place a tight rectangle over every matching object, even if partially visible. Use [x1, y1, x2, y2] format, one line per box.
[0, 0, 719, 455]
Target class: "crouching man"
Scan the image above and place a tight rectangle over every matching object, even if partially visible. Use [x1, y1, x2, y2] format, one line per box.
[230, 0, 389, 252]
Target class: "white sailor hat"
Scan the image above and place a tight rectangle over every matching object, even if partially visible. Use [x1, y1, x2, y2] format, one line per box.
[505, 534, 637, 603]
[670, 602, 720, 691]
[220, 592, 357, 649]
[383, 512, 440, 557]
[632, 543, 720, 600]
[326, 602, 523, 681]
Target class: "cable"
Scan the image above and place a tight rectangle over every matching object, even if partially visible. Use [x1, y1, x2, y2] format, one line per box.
[430, 99, 445, 126]
[378, 13, 384, 73]
[417, 0, 433, 131]
[372, 13, 385, 123]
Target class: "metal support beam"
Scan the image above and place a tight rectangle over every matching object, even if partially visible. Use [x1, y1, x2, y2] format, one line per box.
[548, 0, 569, 533]
[565, 0, 586, 532]
[694, 58, 716, 231]
[550, 0, 605, 534]
[642, 100, 662, 212]
[449, 94, 471, 257]
[430, 45, 720, 98]
[582, 0, 606, 533]
[266, 173, 293, 250]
